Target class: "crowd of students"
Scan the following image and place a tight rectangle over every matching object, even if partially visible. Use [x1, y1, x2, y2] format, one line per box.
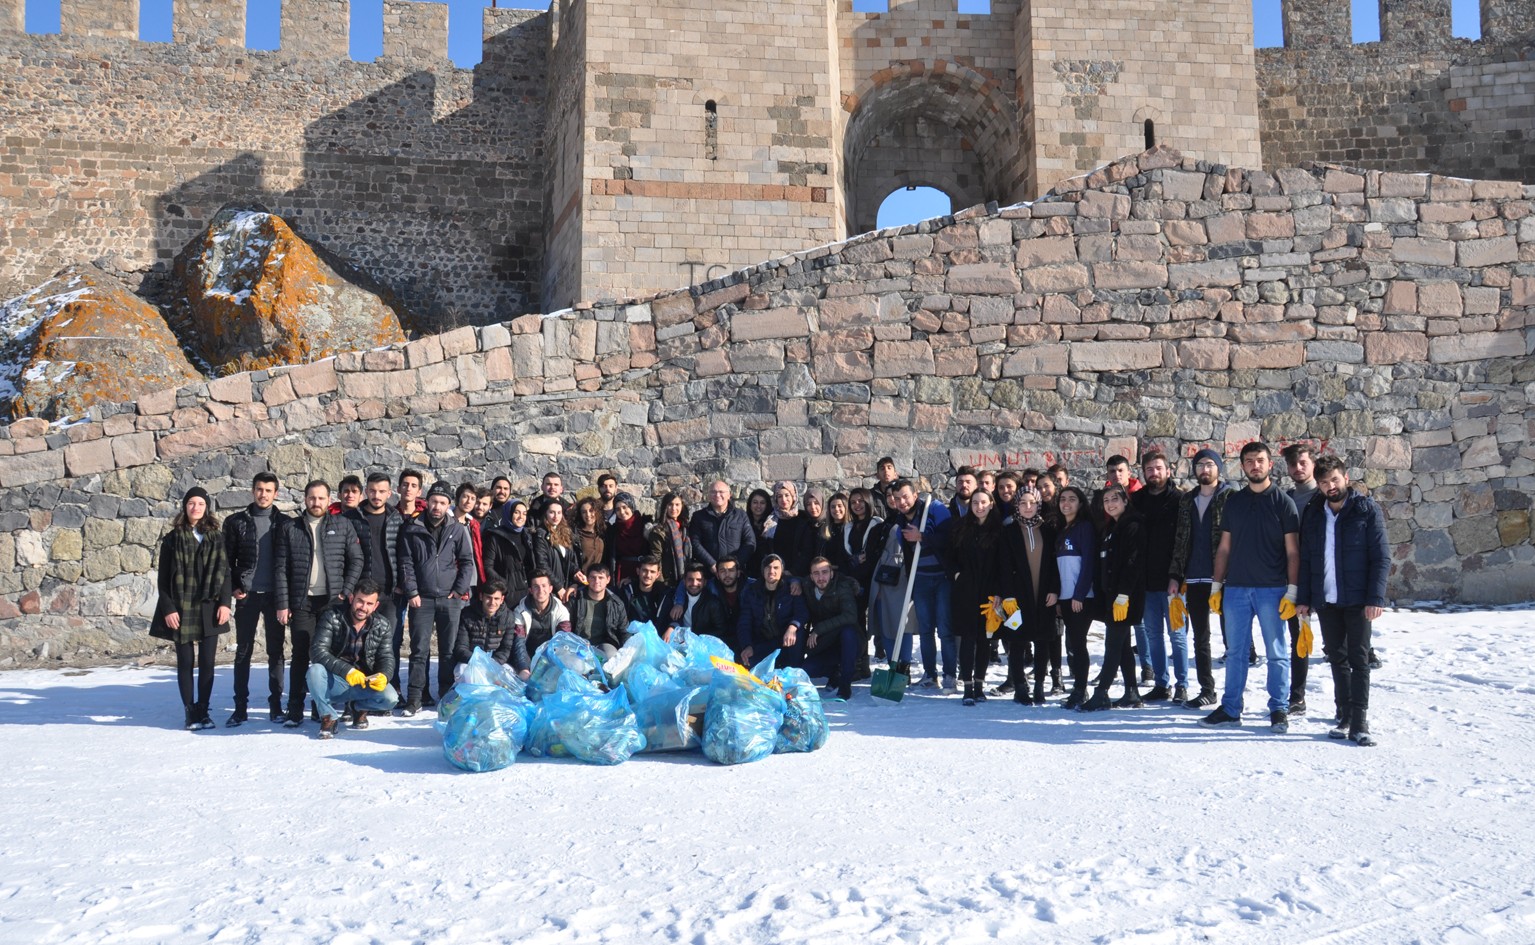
[150, 441, 1388, 745]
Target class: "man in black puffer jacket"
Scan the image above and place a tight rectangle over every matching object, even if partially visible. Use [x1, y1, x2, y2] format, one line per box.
[274, 480, 363, 727]
[451, 580, 526, 675]
[687, 481, 756, 576]
[306, 579, 398, 738]
[803, 557, 860, 700]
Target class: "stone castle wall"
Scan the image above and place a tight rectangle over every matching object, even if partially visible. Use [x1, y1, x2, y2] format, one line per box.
[1258, 1, 1535, 185]
[0, 3, 550, 331]
[0, 149, 1531, 665]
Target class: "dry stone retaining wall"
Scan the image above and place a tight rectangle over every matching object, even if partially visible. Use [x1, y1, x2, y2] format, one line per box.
[0, 149, 1532, 664]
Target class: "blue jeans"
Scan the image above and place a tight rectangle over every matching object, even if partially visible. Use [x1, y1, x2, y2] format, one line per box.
[1142, 590, 1189, 688]
[305, 664, 400, 721]
[911, 572, 955, 680]
[1219, 585, 1290, 717]
[1134, 623, 1151, 673]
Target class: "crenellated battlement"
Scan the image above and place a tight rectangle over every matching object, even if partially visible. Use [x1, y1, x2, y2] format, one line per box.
[59, 0, 139, 40]
[1275, 0, 1534, 53]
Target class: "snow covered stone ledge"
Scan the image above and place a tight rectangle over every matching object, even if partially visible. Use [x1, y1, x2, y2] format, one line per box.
[0, 149, 1532, 663]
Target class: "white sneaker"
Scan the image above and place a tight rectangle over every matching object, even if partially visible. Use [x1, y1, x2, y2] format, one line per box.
[916, 676, 939, 689]
[942, 675, 959, 694]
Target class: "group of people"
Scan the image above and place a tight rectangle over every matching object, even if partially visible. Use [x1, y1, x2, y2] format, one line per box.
[150, 441, 1388, 746]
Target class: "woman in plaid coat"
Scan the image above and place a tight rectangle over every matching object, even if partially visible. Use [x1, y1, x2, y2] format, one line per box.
[150, 486, 233, 731]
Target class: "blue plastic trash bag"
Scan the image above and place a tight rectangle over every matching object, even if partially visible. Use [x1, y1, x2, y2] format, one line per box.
[441, 686, 530, 773]
[623, 662, 679, 707]
[435, 685, 467, 727]
[458, 647, 530, 701]
[529, 631, 606, 695]
[672, 627, 736, 686]
[634, 684, 707, 752]
[703, 662, 787, 766]
[608, 622, 686, 685]
[769, 667, 829, 753]
[526, 679, 645, 764]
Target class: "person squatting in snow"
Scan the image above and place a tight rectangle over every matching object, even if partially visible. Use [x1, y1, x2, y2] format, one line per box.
[151, 440, 1388, 744]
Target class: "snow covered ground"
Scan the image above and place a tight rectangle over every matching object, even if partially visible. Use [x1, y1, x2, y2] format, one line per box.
[2, 608, 1533, 945]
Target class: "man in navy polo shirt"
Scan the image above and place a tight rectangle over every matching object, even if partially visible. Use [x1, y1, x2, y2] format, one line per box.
[1201, 441, 1300, 734]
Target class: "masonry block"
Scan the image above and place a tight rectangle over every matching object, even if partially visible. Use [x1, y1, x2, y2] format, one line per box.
[282, 0, 350, 58]
[383, 0, 449, 63]
[60, 0, 139, 39]
[1479, 0, 1535, 45]
[173, 0, 246, 46]
[0, 0, 23, 33]
[1380, 0, 1451, 46]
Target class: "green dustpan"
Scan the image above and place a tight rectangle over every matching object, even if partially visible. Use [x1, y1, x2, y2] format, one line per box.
[870, 493, 930, 703]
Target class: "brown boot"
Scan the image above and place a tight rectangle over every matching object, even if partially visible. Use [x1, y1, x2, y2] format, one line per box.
[318, 716, 338, 740]
[350, 705, 369, 730]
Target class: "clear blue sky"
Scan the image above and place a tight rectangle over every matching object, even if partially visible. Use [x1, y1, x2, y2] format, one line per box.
[22, 0, 1488, 228]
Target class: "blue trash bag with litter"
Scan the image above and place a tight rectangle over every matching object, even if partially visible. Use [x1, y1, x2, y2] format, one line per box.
[703, 654, 787, 766]
[458, 646, 531, 701]
[528, 631, 606, 697]
[767, 666, 829, 754]
[607, 621, 687, 685]
[671, 626, 736, 686]
[440, 685, 531, 773]
[526, 670, 644, 764]
[622, 662, 679, 707]
[634, 684, 708, 752]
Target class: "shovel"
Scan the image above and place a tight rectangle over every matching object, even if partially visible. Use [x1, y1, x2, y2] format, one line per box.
[870, 494, 931, 702]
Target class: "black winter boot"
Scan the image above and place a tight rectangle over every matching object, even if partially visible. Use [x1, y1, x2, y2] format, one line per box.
[962, 682, 977, 707]
[1080, 689, 1113, 712]
[1349, 709, 1374, 747]
[184, 705, 199, 730]
[226, 704, 248, 727]
[1032, 679, 1046, 705]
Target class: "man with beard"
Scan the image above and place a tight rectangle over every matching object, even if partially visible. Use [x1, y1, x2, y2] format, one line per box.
[488, 477, 514, 523]
[305, 580, 398, 738]
[1132, 449, 1188, 702]
[511, 571, 573, 661]
[274, 480, 363, 727]
[345, 473, 405, 699]
[596, 473, 620, 525]
[1201, 442, 1301, 734]
[1296, 455, 1388, 746]
[528, 471, 570, 523]
[947, 466, 979, 519]
[1168, 448, 1235, 709]
[397, 481, 477, 715]
[803, 557, 860, 701]
[676, 556, 742, 644]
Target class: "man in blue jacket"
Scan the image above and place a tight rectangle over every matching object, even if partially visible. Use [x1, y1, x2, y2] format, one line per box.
[1296, 455, 1388, 746]
[397, 481, 478, 715]
[736, 554, 810, 667]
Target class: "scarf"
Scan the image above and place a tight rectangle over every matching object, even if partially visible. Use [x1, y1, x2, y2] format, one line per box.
[665, 519, 689, 573]
[170, 525, 228, 642]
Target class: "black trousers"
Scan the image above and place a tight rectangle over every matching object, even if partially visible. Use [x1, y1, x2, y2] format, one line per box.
[407, 596, 465, 703]
[1186, 583, 1219, 693]
[232, 591, 282, 709]
[1318, 604, 1372, 718]
[958, 632, 991, 684]
[1062, 607, 1093, 693]
[285, 594, 332, 718]
[176, 635, 217, 708]
[1095, 619, 1139, 696]
[1288, 614, 1310, 700]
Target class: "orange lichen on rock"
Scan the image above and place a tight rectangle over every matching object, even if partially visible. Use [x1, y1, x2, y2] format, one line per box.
[0, 265, 205, 421]
[173, 207, 408, 375]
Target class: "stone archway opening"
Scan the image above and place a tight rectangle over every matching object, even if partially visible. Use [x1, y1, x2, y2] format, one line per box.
[876, 185, 954, 229]
[844, 63, 1024, 235]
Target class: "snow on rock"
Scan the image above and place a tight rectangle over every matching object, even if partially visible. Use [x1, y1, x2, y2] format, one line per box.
[1, 609, 1533, 943]
[172, 205, 408, 375]
[0, 265, 204, 421]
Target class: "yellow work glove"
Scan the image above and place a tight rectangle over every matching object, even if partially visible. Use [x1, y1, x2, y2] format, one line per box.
[1168, 593, 1188, 630]
[1296, 619, 1314, 659]
[1112, 594, 1129, 622]
[1209, 581, 1223, 615]
[981, 597, 1004, 636]
[366, 673, 388, 692]
[345, 668, 366, 688]
[1278, 584, 1299, 622]
[1001, 598, 1023, 630]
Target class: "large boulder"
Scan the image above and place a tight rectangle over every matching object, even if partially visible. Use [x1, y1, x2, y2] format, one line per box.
[0, 265, 204, 421]
[172, 207, 408, 374]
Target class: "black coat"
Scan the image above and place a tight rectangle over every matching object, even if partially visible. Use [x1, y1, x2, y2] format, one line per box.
[1095, 513, 1147, 625]
[620, 580, 673, 632]
[949, 520, 1004, 641]
[481, 525, 535, 600]
[310, 602, 395, 680]
[273, 513, 363, 611]
[528, 527, 579, 592]
[1000, 520, 1060, 640]
[343, 504, 404, 592]
[687, 504, 757, 570]
[569, 592, 631, 651]
[224, 504, 292, 595]
[1296, 492, 1390, 609]
[803, 572, 859, 654]
[769, 513, 818, 578]
[398, 516, 477, 600]
[1130, 484, 1184, 590]
[452, 601, 521, 667]
[683, 586, 738, 647]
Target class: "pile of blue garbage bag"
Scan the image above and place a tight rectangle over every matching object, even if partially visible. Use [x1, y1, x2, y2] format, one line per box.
[438, 622, 830, 773]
